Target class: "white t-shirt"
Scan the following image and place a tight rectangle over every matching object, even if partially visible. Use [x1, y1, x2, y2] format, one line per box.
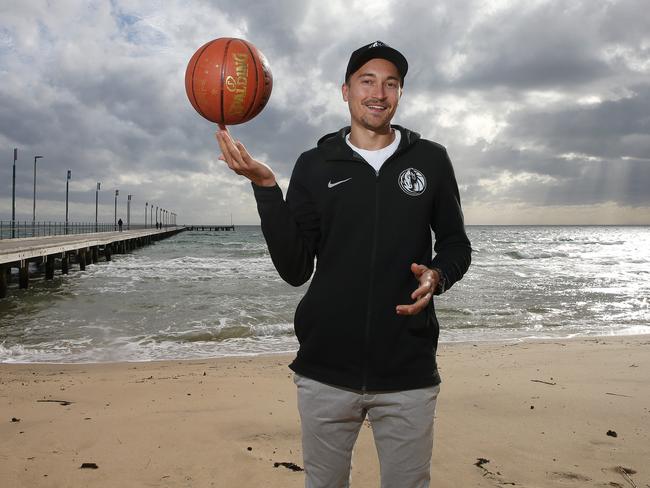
[345, 130, 401, 174]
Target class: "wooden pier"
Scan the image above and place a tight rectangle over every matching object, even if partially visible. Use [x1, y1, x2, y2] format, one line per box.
[0, 227, 185, 299]
[185, 225, 235, 231]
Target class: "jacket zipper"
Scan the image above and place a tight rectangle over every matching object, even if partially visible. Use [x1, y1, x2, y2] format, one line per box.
[361, 169, 381, 392]
[350, 142, 410, 391]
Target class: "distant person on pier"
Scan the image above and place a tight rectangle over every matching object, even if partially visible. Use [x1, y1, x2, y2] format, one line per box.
[217, 40, 471, 487]
[118, 218, 123, 232]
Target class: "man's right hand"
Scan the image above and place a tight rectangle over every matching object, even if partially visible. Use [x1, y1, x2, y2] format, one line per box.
[216, 128, 276, 187]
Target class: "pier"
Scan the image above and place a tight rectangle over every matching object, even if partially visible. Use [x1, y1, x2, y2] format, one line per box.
[0, 227, 185, 299]
[185, 225, 235, 231]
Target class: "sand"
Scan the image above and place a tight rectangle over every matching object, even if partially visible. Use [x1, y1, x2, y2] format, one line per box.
[1, 336, 649, 487]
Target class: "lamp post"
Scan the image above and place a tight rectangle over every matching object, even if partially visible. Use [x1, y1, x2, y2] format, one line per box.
[65, 170, 71, 234]
[145, 202, 148, 228]
[155, 205, 158, 228]
[114, 189, 119, 231]
[127, 194, 132, 230]
[95, 182, 101, 232]
[11, 148, 17, 238]
[150, 203, 153, 229]
[32, 155, 43, 232]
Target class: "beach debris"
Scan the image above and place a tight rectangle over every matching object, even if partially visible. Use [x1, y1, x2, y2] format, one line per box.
[614, 466, 638, 488]
[607, 430, 618, 438]
[11, 417, 20, 422]
[37, 399, 73, 406]
[531, 379, 556, 386]
[80, 463, 99, 469]
[474, 458, 516, 485]
[475, 458, 490, 469]
[247, 447, 253, 451]
[606, 392, 632, 398]
[552, 472, 591, 482]
[273, 461, 304, 472]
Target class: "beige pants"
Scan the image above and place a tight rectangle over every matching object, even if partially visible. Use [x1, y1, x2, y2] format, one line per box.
[294, 374, 440, 488]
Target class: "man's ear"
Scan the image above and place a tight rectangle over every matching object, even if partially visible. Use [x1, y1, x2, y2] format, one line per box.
[342, 82, 349, 102]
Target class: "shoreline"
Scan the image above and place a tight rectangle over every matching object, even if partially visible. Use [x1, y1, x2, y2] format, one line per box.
[1, 335, 649, 487]
[3, 331, 650, 366]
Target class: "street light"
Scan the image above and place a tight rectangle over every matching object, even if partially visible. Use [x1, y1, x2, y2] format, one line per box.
[145, 202, 148, 228]
[155, 205, 158, 228]
[11, 148, 17, 238]
[95, 182, 101, 232]
[114, 189, 119, 231]
[65, 170, 71, 234]
[150, 203, 153, 229]
[32, 155, 43, 231]
[127, 194, 132, 230]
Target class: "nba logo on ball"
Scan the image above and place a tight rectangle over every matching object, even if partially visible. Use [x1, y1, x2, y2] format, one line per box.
[398, 168, 427, 196]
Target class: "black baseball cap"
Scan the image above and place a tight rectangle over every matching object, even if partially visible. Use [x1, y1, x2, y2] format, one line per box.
[345, 41, 408, 86]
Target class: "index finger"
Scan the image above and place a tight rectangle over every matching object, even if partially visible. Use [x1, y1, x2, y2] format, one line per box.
[395, 292, 432, 315]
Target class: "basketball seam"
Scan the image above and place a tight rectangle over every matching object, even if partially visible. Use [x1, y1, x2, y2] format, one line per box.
[241, 40, 259, 120]
[191, 39, 216, 121]
[220, 39, 233, 125]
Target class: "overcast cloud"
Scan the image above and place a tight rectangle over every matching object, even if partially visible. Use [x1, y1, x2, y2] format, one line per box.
[1, 0, 649, 225]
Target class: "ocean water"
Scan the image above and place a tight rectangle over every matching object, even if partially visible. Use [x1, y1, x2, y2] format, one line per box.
[1, 226, 649, 363]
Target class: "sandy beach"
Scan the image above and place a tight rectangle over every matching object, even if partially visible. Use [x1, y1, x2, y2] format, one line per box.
[1, 336, 648, 488]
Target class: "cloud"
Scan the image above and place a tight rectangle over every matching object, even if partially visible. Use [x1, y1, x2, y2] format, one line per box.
[0, 0, 648, 225]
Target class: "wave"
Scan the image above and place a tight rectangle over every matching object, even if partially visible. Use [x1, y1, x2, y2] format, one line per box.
[505, 250, 570, 260]
[149, 322, 294, 343]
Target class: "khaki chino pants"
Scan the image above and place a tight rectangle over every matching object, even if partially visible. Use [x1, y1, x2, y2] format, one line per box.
[294, 373, 440, 488]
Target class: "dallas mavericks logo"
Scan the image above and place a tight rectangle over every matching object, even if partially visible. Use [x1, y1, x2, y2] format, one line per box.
[398, 168, 427, 196]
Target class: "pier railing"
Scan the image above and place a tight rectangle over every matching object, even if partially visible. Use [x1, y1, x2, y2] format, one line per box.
[0, 221, 173, 239]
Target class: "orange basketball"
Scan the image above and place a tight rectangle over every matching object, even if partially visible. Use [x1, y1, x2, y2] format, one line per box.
[185, 38, 273, 125]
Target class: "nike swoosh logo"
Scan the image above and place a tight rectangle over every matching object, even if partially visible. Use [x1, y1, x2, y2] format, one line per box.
[328, 178, 352, 188]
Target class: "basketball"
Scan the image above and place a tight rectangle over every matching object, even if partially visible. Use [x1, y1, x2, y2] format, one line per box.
[185, 38, 273, 126]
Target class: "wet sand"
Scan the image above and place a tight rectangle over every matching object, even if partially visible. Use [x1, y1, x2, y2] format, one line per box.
[1, 336, 648, 487]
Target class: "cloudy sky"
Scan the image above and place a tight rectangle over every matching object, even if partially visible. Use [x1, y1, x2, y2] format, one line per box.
[1, 0, 649, 225]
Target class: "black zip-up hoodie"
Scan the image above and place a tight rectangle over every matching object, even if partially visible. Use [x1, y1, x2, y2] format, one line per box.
[252, 125, 471, 391]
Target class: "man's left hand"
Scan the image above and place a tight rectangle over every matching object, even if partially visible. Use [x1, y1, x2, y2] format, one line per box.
[395, 263, 440, 315]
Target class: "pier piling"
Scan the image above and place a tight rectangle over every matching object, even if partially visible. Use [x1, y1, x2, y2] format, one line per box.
[19, 261, 28, 289]
[61, 253, 69, 275]
[45, 258, 54, 280]
[0, 266, 7, 298]
[79, 250, 87, 271]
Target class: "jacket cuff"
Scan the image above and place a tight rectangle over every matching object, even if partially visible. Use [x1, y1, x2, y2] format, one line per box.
[251, 182, 283, 202]
[430, 266, 447, 295]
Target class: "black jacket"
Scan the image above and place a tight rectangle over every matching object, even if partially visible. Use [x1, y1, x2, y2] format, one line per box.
[252, 125, 471, 391]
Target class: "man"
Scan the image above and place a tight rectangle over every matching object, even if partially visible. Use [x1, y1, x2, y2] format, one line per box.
[217, 41, 471, 488]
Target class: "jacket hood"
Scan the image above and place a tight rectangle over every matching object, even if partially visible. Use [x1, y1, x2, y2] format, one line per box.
[316, 125, 420, 160]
